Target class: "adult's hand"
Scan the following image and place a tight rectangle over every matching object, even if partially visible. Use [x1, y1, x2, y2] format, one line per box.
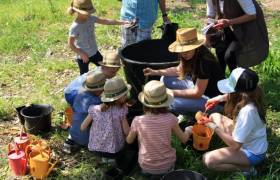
[143, 68, 158, 76]
[214, 19, 231, 28]
[163, 16, 171, 24]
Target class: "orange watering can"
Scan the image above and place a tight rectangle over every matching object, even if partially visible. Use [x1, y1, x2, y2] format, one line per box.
[14, 132, 30, 151]
[61, 106, 73, 129]
[26, 146, 57, 179]
[192, 124, 214, 151]
[8, 143, 27, 176]
[26, 140, 51, 156]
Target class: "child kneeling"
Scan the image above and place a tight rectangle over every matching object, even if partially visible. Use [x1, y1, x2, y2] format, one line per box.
[126, 80, 192, 175]
[81, 77, 130, 161]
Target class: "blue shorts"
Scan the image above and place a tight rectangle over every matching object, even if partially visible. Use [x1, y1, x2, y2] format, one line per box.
[242, 149, 266, 166]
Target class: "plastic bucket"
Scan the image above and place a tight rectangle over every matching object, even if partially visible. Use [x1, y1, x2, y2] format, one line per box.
[120, 39, 179, 120]
[21, 104, 53, 135]
[192, 124, 214, 151]
[161, 169, 207, 180]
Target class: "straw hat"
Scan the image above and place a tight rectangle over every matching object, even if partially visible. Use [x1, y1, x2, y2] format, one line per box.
[98, 51, 122, 68]
[138, 80, 173, 108]
[168, 28, 205, 53]
[82, 71, 106, 91]
[70, 0, 96, 15]
[101, 77, 131, 102]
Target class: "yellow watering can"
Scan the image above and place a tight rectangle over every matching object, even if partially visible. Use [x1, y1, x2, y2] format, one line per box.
[25, 144, 57, 179]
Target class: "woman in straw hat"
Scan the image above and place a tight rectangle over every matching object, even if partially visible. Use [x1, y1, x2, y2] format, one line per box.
[67, 0, 130, 75]
[126, 80, 193, 176]
[64, 71, 106, 154]
[143, 28, 224, 114]
[81, 77, 130, 162]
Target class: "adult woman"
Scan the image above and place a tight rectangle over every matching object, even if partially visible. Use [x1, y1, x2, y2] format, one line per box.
[143, 28, 224, 114]
[206, 0, 269, 74]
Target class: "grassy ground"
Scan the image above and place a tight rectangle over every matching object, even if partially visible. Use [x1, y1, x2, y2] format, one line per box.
[0, 0, 279, 179]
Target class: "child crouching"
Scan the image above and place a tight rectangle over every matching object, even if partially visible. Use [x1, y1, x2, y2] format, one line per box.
[126, 80, 193, 175]
[81, 77, 130, 161]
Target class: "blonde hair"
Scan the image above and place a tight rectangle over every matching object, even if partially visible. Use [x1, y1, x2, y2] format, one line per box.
[224, 86, 266, 123]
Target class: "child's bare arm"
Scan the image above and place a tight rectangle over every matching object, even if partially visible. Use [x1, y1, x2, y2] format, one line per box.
[126, 131, 136, 144]
[68, 36, 89, 63]
[122, 118, 130, 136]
[95, 17, 129, 25]
[172, 124, 191, 144]
[80, 115, 93, 131]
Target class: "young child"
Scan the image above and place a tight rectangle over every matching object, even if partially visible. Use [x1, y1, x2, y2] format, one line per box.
[126, 80, 193, 175]
[67, 0, 129, 75]
[81, 77, 130, 160]
[203, 68, 268, 175]
[63, 71, 106, 153]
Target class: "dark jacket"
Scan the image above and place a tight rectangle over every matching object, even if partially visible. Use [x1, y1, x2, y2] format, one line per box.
[214, 0, 269, 67]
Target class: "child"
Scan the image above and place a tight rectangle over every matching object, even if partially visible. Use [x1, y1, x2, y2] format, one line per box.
[67, 0, 129, 75]
[203, 68, 268, 175]
[126, 80, 193, 175]
[81, 77, 130, 160]
[63, 71, 106, 153]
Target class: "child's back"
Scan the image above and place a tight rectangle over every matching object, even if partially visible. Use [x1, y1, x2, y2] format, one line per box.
[131, 112, 177, 172]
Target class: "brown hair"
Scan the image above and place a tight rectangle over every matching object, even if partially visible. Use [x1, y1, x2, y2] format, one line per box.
[101, 99, 126, 112]
[224, 86, 266, 123]
[178, 46, 217, 80]
[143, 106, 169, 115]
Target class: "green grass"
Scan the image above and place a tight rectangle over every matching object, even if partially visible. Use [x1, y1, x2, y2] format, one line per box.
[0, 0, 279, 179]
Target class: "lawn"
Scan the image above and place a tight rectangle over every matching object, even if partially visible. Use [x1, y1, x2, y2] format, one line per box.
[0, 0, 279, 179]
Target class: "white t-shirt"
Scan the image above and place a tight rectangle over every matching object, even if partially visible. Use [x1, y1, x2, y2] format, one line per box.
[206, 0, 256, 18]
[233, 103, 268, 155]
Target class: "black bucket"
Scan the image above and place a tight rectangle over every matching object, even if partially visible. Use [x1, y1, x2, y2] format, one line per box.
[20, 104, 53, 135]
[15, 106, 26, 125]
[161, 169, 207, 180]
[120, 39, 179, 121]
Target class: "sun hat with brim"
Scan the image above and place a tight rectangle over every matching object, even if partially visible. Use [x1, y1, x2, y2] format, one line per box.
[168, 28, 205, 53]
[101, 77, 131, 102]
[70, 0, 96, 15]
[217, 67, 259, 94]
[98, 51, 122, 68]
[82, 71, 106, 91]
[138, 80, 173, 108]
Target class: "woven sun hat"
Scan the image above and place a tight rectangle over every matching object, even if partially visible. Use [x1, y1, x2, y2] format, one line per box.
[101, 77, 131, 102]
[82, 71, 106, 91]
[217, 67, 259, 94]
[138, 80, 173, 108]
[70, 0, 96, 15]
[98, 51, 122, 68]
[168, 28, 205, 53]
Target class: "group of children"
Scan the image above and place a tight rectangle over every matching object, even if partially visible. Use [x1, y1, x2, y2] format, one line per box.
[65, 0, 268, 177]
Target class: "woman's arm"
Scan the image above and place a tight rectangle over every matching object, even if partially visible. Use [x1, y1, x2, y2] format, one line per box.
[122, 118, 130, 136]
[95, 17, 128, 25]
[173, 78, 208, 99]
[80, 115, 93, 131]
[158, 0, 170, 23]
[143, 66, 178, 77]
[126, 131, 137, 144]
[217, 15, 256, 27]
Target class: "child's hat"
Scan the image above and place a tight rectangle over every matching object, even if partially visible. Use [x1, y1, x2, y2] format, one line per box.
[168, 28, 205, 53]
[70, 0, 96, 15]
[138, 80, 173, 108]
[82, 71, 106, 91]
[101, 77, 131, 102]
[98, 51, 122, 68]
[217, 67, 259, 93]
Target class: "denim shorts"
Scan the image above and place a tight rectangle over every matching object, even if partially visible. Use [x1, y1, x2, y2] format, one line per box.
[242, 149, 266, 166]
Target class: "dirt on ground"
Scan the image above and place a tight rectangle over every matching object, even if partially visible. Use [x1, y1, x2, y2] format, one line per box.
[261, 0, 280, 11]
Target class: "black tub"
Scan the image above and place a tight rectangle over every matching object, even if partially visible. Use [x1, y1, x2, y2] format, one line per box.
[120, 39, 179, 121]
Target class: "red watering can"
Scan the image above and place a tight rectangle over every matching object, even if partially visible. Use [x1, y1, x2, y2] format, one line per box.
[14, 132, 30, 151]
[7, 143, 27, 176]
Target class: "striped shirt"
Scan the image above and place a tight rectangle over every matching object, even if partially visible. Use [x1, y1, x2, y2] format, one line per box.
[131, 113, 177, 172]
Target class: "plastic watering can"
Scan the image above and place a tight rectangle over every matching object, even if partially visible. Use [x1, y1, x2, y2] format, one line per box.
[192, 124, 214, 151]
[26, 140, 51, 156]
[8, 143, 27, 176]
[26, 146, 57, 179]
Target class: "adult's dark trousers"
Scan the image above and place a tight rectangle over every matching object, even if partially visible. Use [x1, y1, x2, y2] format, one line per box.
[76, 51, 103, 75]
[215, 28, 238, 75]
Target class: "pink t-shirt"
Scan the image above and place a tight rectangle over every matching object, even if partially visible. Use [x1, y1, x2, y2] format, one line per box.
[131, 113, 177, 172]
[88, 105, 128, 153]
